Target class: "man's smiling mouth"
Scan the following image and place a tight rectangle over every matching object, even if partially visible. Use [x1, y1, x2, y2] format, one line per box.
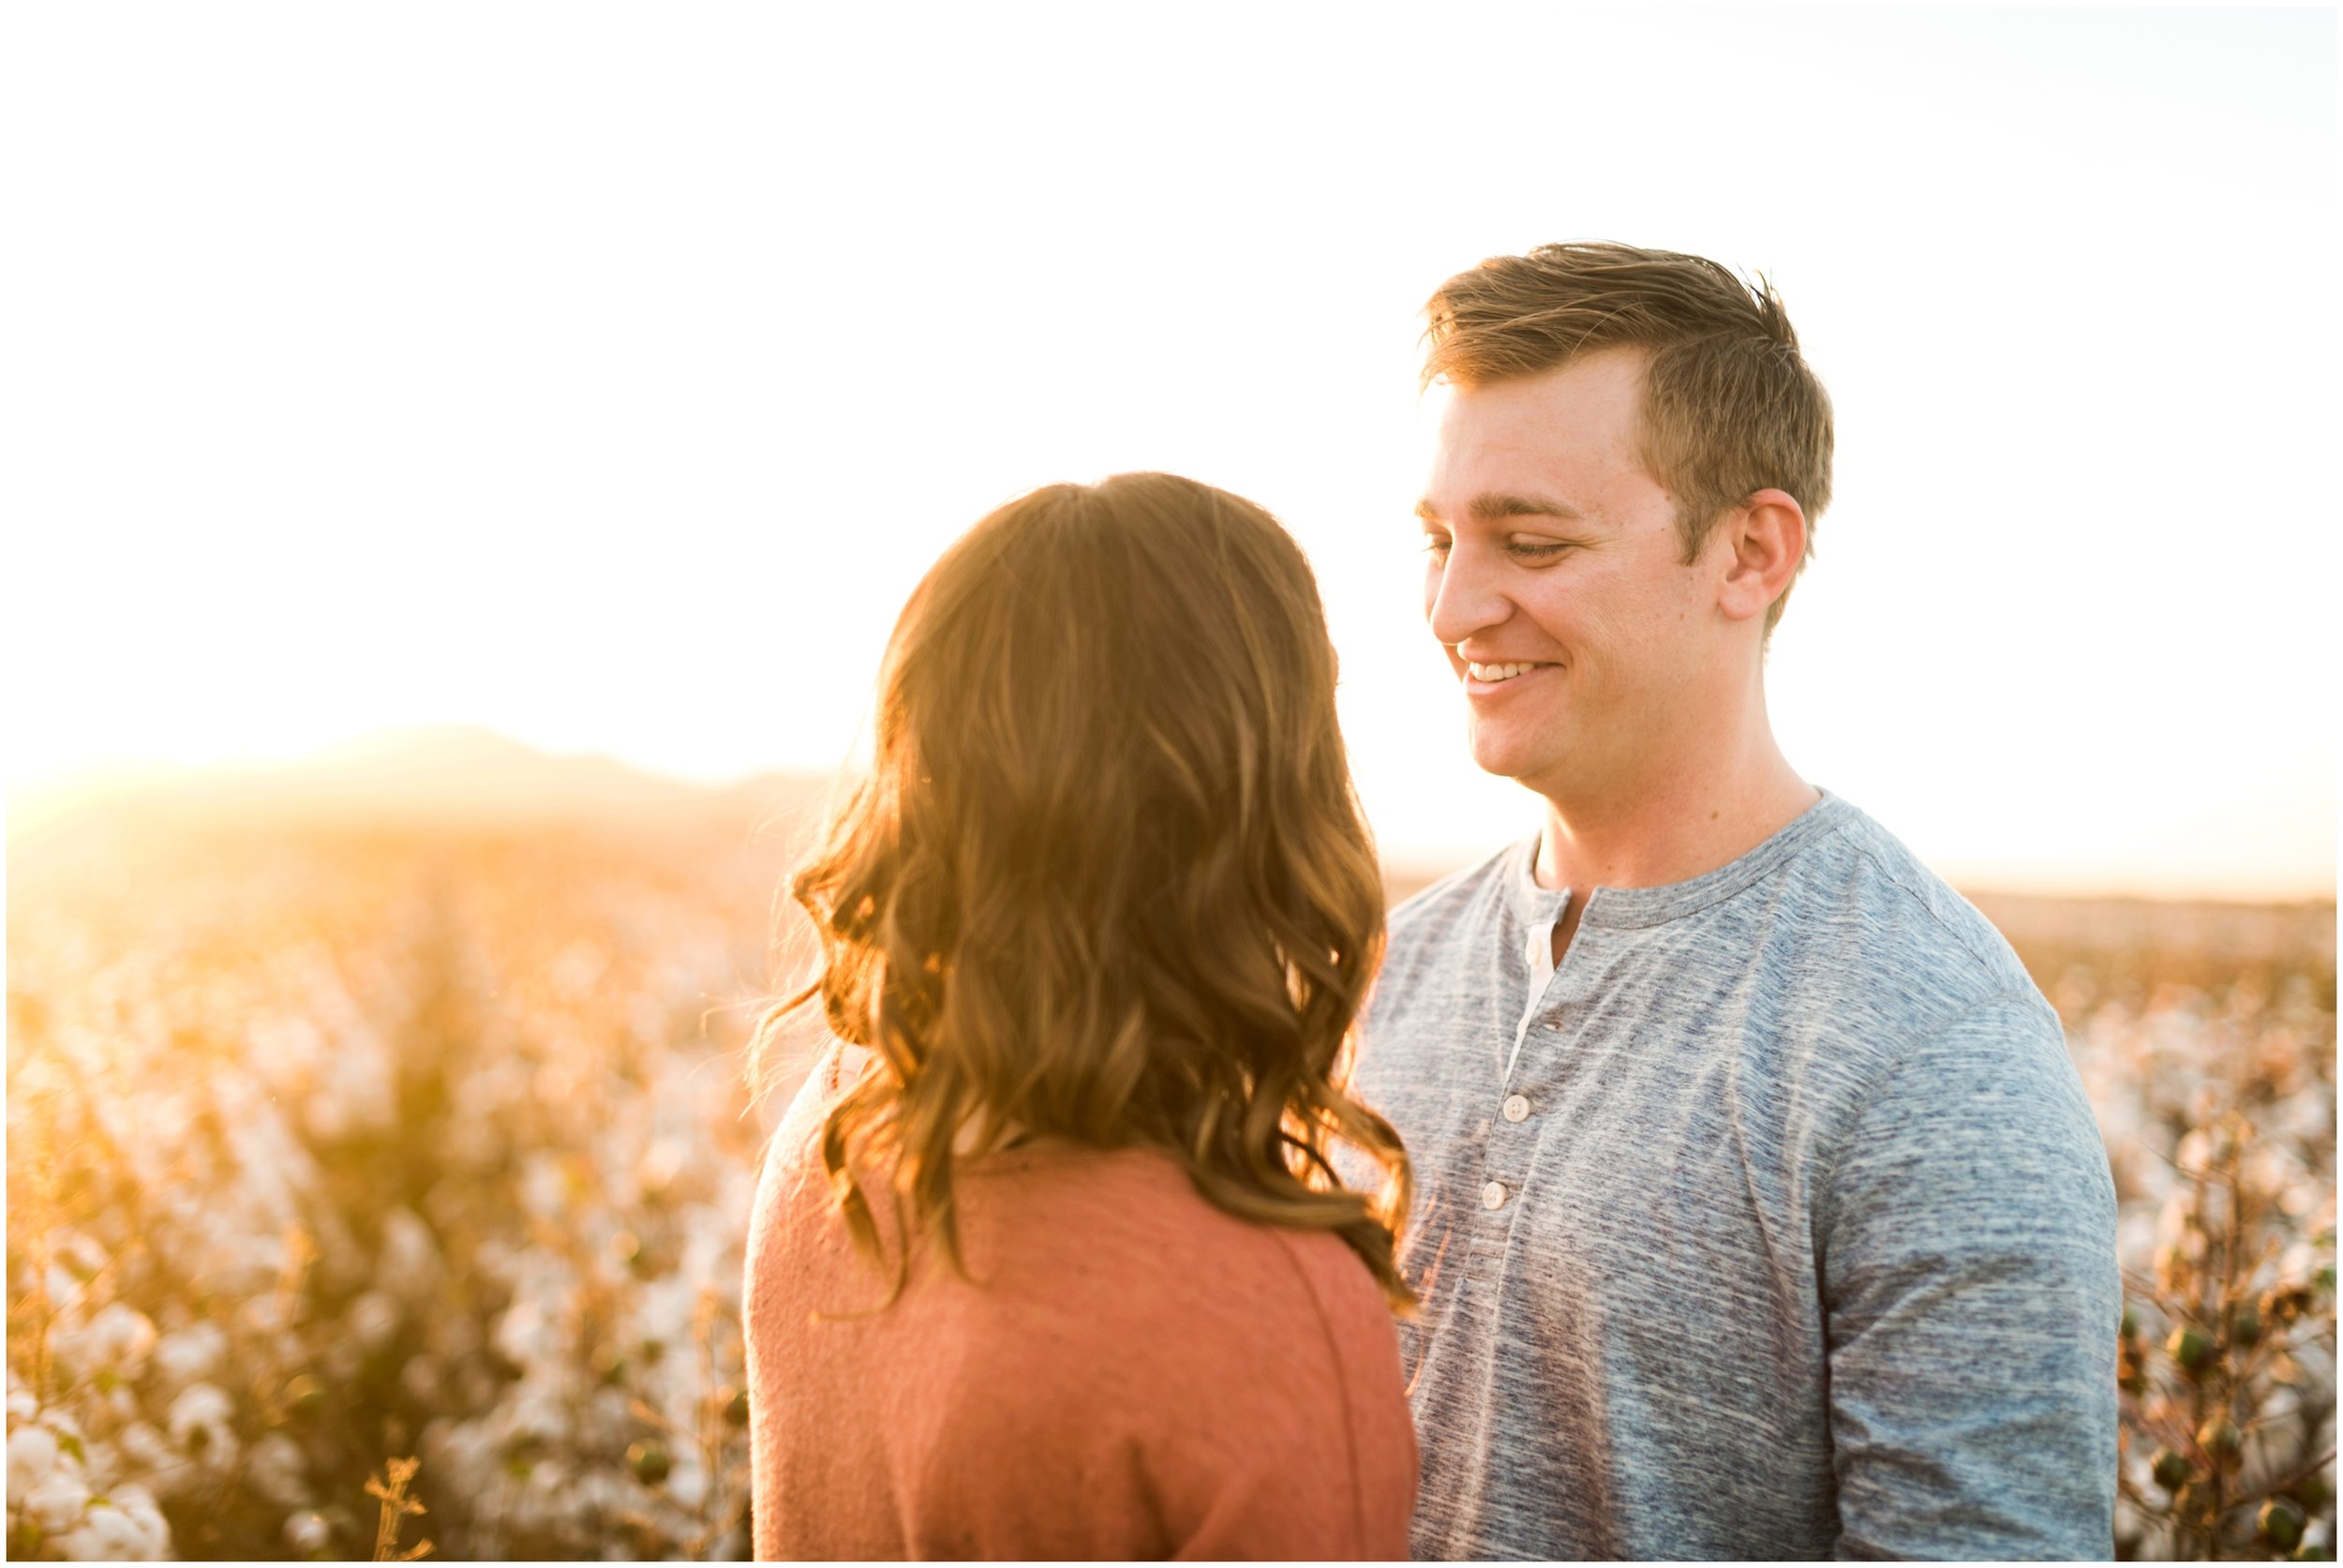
[1466, 661, 1546, 682]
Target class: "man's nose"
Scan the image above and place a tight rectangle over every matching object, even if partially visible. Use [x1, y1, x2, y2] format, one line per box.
[1426, 548, 1510, 650]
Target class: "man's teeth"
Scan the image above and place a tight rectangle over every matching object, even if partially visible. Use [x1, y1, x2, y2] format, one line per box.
[1468, 662, 1539, 682]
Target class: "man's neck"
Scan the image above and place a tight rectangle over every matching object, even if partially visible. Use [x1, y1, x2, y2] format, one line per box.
[1530, 728, 1818, 898]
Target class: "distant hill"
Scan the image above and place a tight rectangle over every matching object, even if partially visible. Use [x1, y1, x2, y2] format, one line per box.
[7, 726, 837, 841]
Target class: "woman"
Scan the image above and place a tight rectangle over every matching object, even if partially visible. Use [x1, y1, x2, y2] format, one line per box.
[742, 472, 1416, 1560]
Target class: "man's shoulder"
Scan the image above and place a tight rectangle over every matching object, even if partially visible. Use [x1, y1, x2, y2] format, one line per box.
[1717, 802, 2071, 1123]
[1786, 799, 2047, 1027]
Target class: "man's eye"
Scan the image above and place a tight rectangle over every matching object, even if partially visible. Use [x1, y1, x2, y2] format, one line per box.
[1423, 536, 1453, 557]
[1508, 541, 1570, 560]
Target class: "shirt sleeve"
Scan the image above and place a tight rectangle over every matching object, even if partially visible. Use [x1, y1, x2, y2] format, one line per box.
[1820, 987, 2121, 1561]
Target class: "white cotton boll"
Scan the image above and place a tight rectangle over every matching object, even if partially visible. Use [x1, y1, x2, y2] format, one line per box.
[503, 1475, 554, 1538]
[55, 1501, 151, 1561]
[304, 1085, 351, 1142]
[9, 1423, 61, 1494]
[426, 1309, 482, 1363]
[635, 1276, 694, 1347]
[73, 1434, 118, 1491]
[165, 1382, 238, 1471]
[115, 1419, 181, 1486]
[2154, 1195, 2205, 1260]
[582, 1387, 634, 1450]
[166, 1381, 231, 1433]
[421, 1416, 495, 1484]
[2240, 1144, 2296, 1204]
[23, 1470, 91, 1533]
[638, 1138, 687, 1198]
[2277, 1181, 2334, 1228]
[444, 1114, 501, 1172]
[46, 1318, 97, 1379]
[254, 1016, 326, 1079]
[521, 1155, 569, 1219]
[377, 1209, 442, 1303]
[490, 1374, 575, 1449]
[86, 1303, 159, 1374]
[217, 1232, 286, 1296]
[80, 1379, 140, 1439]
[284, 1508, 333, 1554]
[493, 1299, 560, 1370]
[40, 1410, 89, 1459]
[399, 1354, 444, 1406]
[678, 1215, 725, 1287]
[110, 1486, 169, 1560]
[664, 1455, 708, 1510]
[246, 1431, 309, 1509]
[2116, 1211, 2157, 1271]
[59, 1233, 108, 1281]
[348, 1291, 401, 1352]
[152, 1321, 227, 1388]
[571, 1465, 627, 1521]
[239, 1292, 295, 1336]
[319, 1337, 363, 1386]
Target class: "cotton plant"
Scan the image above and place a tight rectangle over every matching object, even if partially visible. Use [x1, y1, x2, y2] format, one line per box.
[8, 1394, 171, 1561]
[2055, 941, 2338, 1561]
[9, 822, 771, 1559]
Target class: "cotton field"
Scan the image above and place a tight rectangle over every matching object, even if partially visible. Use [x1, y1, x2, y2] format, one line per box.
[7, 814, 2335, 1560]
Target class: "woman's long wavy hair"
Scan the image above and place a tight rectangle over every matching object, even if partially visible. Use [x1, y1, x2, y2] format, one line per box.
[751, 472, 1413, 1309]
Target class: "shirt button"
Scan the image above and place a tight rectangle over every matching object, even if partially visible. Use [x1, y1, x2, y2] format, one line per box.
[1482, 1181, 1509, 1210]
[1501, 1094, 1530, 1123]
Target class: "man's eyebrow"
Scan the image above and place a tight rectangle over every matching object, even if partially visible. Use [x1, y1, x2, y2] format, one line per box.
[1471, 490, 1582, 524]
[1414, 492, 1583, 525]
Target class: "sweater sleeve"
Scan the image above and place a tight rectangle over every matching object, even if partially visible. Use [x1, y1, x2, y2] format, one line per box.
[1821, 988, 2121, 1561]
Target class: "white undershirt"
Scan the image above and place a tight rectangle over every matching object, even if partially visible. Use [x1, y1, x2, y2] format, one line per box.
[1505, 892, 1570, 1086]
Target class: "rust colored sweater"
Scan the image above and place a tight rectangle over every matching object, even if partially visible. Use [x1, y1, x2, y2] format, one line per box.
[743, 1049, 1416, 1561]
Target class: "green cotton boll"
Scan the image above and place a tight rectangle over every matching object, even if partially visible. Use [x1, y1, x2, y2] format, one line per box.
[2195, 1417, 2244, 1468]
[2230, 1299, 2262, 1348]
[2259, 1499, 2306, 1551]
[626, 1441, 671, 1486]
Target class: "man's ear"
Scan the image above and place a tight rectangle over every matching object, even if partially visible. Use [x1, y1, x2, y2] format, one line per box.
[1715, 488, 1807, 624]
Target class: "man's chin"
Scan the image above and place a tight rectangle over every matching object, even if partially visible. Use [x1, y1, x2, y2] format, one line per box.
[1467, 734, 1563, 791]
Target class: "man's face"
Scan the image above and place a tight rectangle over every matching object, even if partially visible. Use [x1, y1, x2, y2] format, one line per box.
[1417, 348, 1730, 803]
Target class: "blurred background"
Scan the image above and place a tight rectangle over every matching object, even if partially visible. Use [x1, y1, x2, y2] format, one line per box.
[7, 5, 2335, 1561]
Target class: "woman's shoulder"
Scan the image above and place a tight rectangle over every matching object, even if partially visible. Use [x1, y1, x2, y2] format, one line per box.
[974, 1144, 1363, 1289]
[954, 1145, 1399, 1394]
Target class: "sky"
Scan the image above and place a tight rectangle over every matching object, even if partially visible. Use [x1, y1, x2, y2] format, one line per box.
[6, 5, 2336, 898]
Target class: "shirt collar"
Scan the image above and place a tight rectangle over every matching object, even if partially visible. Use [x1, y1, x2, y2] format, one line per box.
[1500, 789, 1853, 933]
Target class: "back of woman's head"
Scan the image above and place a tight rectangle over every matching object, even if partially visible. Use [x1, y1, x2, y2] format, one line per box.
[759, 471, 1411, 1307]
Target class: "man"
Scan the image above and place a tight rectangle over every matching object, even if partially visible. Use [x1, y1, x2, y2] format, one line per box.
[1358, 242, 2119, 1560]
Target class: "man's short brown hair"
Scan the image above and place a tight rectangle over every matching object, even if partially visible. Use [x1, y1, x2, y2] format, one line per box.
[1422, 241, 1833, 631]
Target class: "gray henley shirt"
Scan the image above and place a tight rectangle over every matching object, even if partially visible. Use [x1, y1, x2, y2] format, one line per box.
[1355, 792, 2119, 1561]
